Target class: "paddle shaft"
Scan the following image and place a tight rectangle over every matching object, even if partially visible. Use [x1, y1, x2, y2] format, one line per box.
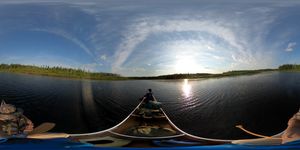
[236, 125, 281, 139]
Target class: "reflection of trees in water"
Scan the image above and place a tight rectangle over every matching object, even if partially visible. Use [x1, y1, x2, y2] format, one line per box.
[81, 81, 99, 131]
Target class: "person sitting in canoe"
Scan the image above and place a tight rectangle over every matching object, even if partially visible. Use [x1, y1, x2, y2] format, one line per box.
[0, 100, 34, 137]
[282, 108, 300, 144]
[141, 89, 161, 109]
[235, 108, 300, 145]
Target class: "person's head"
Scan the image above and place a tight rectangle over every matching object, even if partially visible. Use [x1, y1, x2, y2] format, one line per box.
[0, 100, 16, 114]
[148, 89, 152, 92]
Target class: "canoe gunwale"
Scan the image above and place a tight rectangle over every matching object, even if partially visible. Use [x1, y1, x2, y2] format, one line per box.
[153, 96, 233, 143]
[159, 108, 232, 143]
[70, 100, 144, 137]
[70, 96, 233, 143]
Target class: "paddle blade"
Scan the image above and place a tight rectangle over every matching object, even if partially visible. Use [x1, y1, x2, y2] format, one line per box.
[28, 133, 69, 139]
[28, 122, 56, 135]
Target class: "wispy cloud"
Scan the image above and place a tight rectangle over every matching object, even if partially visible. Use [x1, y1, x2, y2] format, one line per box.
[285, 42, 297, 52]
[100, 54, 107, 61]
[1, 1, 300, 75]
[32, 28, 94, 56]
[112, 10, 276, 74]
[112, 18, 242, 71]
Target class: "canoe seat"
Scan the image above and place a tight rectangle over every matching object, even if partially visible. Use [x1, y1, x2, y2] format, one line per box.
[151, 109, 160, 112]
[153, 115, 166, 119]
[132, 107, 165, 119]
[131, 113, 166, 119]
[125, 126, 177, 137]
[137, 108, 160, 113]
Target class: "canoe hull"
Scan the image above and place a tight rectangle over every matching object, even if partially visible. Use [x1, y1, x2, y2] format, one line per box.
[70, 99, 231, 147]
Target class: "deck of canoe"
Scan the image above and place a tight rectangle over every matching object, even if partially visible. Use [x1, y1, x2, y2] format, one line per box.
[70, 101, 229, 147]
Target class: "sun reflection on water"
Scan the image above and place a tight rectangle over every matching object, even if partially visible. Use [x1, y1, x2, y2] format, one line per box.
[182, 79, 192, 98]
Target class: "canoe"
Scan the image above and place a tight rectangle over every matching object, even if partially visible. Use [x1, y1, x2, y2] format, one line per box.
[69, 97, 232, 147]
[2, 96, 299, 149]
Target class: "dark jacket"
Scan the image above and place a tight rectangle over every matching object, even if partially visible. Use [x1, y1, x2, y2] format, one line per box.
[144, 92, 154, 103]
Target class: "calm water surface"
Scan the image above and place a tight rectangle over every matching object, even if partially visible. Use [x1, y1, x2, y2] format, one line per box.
[0, 72, 300, 139]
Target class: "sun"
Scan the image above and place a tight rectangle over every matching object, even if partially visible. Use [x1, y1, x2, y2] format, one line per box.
[174, 57, 198, 73]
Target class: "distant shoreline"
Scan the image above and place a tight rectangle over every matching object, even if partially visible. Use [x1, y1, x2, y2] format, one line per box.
[0, 64, 126, 80]
[0, 63, 300, 80]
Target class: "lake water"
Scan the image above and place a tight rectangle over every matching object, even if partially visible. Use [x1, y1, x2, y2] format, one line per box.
[0, 72, 300, 140]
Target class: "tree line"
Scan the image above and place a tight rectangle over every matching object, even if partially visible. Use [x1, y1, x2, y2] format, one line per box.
[1, 63, 299, 80]
[0, 64, 123, 80]
[278, 64, 300, 70]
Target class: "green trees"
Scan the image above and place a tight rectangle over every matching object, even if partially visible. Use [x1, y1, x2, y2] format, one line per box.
[279, 64, 300, 71]
[1, 63, 300, 80]
[0, 64, 123, 80]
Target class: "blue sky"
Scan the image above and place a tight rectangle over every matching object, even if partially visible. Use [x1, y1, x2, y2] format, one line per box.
[0, 0, 299, 76]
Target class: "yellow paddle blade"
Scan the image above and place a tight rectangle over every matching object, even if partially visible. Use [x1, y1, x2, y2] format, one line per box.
[28, 122, 56, 135]
[28, 133, 69, 139]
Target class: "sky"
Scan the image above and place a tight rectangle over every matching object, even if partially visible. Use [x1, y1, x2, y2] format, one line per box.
[0, 0, 300, 76]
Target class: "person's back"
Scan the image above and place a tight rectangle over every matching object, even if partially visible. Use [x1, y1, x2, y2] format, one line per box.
[144, 89, 154, 103]
[143, 89, 156, 109]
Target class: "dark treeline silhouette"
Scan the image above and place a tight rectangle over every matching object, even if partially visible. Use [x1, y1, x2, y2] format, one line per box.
[130, 73, 213, 79]
[131, 64, 300, 80]
[129, 69, 276, 80]
[279, 64, 300, 70]
[1, 63, 299, 80]
[0, 64, 123, 80]
[157, 73, 212, 79]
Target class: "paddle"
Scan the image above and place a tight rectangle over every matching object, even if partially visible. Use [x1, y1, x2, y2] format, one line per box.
[28, 122, 56, 135]
[235, 125, 281, 139]
[27, 123, 70, 139]
[0, 122, 56, 142]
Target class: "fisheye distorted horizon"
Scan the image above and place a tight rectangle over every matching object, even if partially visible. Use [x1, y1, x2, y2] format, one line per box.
[0, 0, 300, 76]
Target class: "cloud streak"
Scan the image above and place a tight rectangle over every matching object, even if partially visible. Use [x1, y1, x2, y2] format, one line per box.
[111, 9, 276, 75]
[32, 28, 94, 56]
[1, 1, 300, 76]
[285, 42, 297, 52]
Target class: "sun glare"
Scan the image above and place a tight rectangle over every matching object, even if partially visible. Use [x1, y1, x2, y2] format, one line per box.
[175, 57, 198, 73]
[182, 79, 192, 98]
